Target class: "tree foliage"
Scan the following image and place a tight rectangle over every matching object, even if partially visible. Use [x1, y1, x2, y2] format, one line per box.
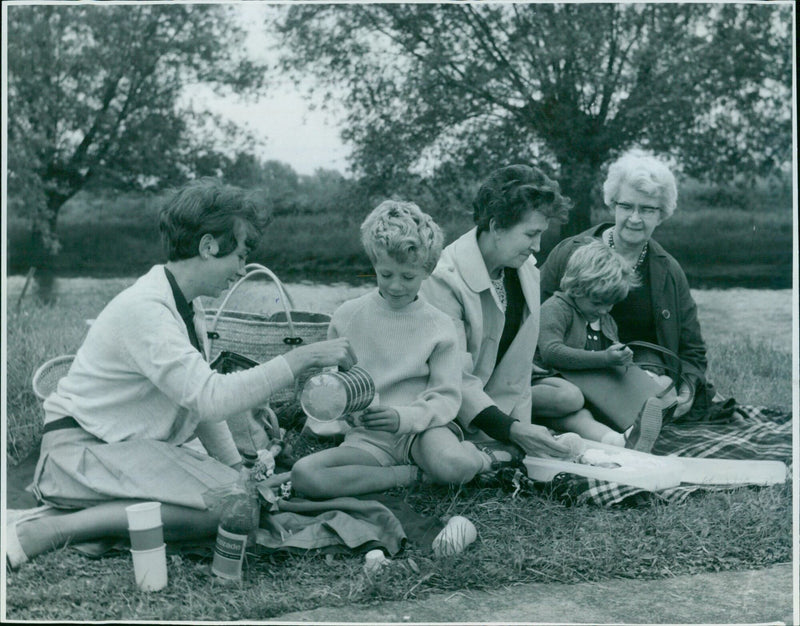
[275, 3, 793, 234]
[219, 153, 366, 219]
[6, 4, 265, 262]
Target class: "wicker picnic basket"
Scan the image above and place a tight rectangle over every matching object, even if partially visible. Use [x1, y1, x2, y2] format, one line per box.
[204, 264, 331, 409]
[32, 354, 76, 401]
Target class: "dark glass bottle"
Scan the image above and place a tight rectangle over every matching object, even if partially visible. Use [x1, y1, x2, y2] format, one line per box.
[210, 453, 261, 582]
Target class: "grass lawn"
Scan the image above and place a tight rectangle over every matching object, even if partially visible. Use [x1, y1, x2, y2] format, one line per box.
[3, 280, 793, 621]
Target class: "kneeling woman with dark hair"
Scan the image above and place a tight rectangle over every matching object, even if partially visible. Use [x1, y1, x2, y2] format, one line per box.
[7, 178, 356, 568]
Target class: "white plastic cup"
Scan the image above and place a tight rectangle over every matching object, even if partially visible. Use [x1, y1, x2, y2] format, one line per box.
[129, 525, 164, 551]
[125, 502, 162, 530]
[363, 549, 389, 573]
[130, 545, 168, 591]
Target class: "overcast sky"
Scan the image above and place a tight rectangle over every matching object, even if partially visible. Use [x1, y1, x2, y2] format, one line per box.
[182, 3, 351, 176]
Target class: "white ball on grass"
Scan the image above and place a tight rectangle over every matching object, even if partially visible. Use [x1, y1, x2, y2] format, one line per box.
[432, 515, 477, 557]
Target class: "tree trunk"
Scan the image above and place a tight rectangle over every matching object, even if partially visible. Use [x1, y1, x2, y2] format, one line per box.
[29, 190, 68, 302]
[539, 155, 602, 263]
[29, 214, 58, 270]
[557, 156, 603, 239]
[29, 230, 57, 303]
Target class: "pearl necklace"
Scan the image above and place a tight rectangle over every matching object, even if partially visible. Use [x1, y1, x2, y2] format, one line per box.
[608, 229, 648, 273]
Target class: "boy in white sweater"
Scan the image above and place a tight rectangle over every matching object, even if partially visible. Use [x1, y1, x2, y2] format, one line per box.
[292, 201, 500, 497]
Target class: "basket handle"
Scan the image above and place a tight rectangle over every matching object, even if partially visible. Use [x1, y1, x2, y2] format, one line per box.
[626, 340, 695, 399]
[244, 263, 296, 310]
[206, 264, 300, 349]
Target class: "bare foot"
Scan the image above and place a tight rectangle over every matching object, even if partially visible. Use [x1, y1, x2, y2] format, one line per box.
[14, 514, 70, 561]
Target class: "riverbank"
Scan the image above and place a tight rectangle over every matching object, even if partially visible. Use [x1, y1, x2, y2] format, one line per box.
[6, 194, 794, 288]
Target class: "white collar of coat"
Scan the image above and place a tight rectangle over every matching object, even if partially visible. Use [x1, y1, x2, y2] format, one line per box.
[451, 227, 538, 294]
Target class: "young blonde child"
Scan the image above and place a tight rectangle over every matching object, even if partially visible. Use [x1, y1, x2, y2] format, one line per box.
[291, 201, 501, 498]
[537, 240, 662, 451]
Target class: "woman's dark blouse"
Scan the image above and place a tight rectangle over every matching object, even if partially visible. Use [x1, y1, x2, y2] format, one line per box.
[472, 267, 525, 442]
[609, 257, 659, 346]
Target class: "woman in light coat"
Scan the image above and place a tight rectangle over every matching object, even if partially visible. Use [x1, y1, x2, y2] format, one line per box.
[420, 165, 574, 460]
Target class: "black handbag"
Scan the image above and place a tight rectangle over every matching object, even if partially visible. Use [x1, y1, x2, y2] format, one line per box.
[558, 341, 694, 432]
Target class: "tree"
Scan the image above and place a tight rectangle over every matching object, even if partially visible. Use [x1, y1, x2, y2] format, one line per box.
[274, 3, 792, 235]
[6, 4, 265, 269]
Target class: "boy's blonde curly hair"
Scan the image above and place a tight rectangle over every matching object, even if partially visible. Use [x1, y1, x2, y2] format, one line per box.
[360, 200, 444, 273]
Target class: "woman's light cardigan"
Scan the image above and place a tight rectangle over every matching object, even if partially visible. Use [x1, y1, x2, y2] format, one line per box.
[43, 265, 295, 466]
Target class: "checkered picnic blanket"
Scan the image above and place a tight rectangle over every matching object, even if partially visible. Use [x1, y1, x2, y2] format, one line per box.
[488, 404, 793, 507]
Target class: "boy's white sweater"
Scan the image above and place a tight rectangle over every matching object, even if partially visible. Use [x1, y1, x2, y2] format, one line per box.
[328, 289, 461, 435]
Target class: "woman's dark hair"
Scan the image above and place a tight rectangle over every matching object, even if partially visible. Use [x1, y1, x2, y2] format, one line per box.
[473, 164, 571, 233]
[159, 178, 270, 261]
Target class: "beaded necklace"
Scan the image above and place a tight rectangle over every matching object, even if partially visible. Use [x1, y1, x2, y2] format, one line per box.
[608, 229, 648, 273]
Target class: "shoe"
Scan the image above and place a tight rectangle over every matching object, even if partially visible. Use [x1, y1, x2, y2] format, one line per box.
[625, 397, 665, 453]
[5, 505, 57, 570]
[477, 441, 525, 472]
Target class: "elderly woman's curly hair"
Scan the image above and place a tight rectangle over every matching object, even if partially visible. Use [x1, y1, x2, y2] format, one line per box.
[473, 164, 571, 233]
[603, 151, 678, 219]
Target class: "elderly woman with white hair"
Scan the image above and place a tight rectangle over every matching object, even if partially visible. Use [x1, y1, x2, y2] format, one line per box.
[540, 151, 712, 421]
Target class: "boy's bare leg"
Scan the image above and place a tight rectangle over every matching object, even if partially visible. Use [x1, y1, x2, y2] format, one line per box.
[411, 426, 488, 485]
[291, 446, 417, 498]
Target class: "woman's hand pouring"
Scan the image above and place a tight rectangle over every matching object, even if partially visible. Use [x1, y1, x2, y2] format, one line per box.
[283, 337, 357, 377]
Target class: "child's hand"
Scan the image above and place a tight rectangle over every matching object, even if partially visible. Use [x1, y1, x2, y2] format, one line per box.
[359, 406, 400, 433]
[604, 343, 634, 367]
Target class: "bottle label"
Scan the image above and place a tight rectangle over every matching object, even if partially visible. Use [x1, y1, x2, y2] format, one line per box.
[211, 526, 248, 580]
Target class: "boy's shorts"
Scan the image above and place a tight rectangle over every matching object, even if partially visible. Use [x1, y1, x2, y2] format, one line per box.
[340, 422, 464, 467]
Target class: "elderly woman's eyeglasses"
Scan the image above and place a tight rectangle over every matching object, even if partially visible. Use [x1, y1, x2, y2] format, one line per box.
[613, 202, 660, 218]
